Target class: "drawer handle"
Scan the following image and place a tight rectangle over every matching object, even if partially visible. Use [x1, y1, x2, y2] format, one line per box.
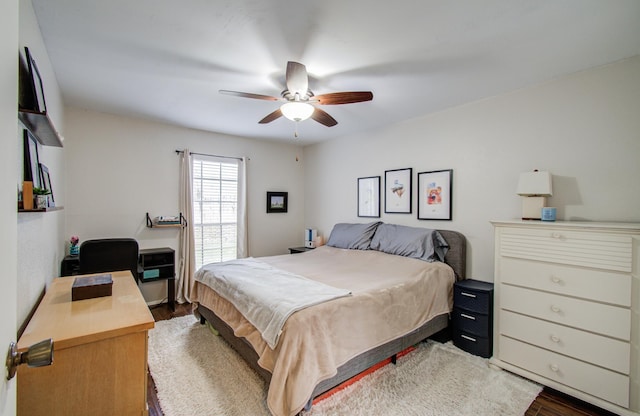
[460, 313, 476, 321]
[549, 364, 560, 373]
[550, 305, 562, 314]
[461, 334, 477, 342]
[550, 275, 564, 285]
[550, 334, 561, 343]
[551, 232, 562, 239]
[460, 292, 477, 298]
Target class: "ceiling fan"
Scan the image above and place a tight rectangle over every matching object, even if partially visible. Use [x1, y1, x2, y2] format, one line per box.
[219, 61, 373, 127]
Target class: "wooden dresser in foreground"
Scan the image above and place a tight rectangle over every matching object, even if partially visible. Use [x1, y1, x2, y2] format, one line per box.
[17, 271, 155, 416]
[491, 220, 640, 416]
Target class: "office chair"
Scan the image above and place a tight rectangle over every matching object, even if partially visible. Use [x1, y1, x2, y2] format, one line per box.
[78, 238, 140, 279]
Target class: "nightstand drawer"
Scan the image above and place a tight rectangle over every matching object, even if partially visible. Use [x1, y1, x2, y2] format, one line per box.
[453, 331, 491, 358]
[452, 307, 490, 337]
[453, 281, 493, 314]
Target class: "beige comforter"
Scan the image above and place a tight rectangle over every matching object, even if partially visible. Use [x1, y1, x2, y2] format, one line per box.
[192, 245, 455, 416]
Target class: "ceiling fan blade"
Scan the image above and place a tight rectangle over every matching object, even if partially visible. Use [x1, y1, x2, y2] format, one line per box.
[286, 61, 309, 97]
[258, 108, 283, 124]
[311, 108, 338, 127]
[219, 90, 279, 101]
[314, 91, 373, 105]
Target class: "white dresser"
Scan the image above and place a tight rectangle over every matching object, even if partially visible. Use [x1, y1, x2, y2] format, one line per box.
[491, 220, 640, 416]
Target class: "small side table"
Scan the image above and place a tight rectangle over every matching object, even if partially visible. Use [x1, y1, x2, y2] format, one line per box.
[452, 279, 494, 358]
[288, 246, 314, 254]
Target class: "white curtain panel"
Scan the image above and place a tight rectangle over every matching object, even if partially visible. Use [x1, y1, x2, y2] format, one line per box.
[237, 157, 248, 258]
[177, 149, 196, 303]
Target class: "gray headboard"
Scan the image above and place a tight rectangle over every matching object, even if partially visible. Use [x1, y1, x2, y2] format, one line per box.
[438, 230, 467, 281]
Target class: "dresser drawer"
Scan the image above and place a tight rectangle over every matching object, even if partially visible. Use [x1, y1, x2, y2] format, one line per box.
[500, 310, 630, 374]
[500, 257, 631, 307]
[452, 307, 490, 337]
[499, 336, 629, 407]
[500, 285, 630, 340]
[453, 283, 492, 314]
[499, 228, 632, 272]
[453, 331, 492, 358]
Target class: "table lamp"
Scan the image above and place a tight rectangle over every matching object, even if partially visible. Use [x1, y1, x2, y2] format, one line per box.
[517, 170, 552, 220]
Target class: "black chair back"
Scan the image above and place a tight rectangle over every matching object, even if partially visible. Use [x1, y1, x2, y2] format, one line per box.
[78, 238, 139, 278]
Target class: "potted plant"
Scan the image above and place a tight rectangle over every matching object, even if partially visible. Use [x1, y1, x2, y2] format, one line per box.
[32, 187, 51, 209]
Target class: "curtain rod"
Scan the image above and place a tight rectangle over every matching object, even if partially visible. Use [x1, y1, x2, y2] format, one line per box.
[175, 150, 247, 161]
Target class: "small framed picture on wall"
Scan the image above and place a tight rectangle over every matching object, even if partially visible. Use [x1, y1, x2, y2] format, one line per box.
[417, 169, 453, 220]
[357, 176, 380, 218]
[266, 191, 288, 213]
[385, 168, 412, 214]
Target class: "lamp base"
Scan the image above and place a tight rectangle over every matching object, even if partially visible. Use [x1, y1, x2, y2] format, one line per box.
[521, 196, 546, 220]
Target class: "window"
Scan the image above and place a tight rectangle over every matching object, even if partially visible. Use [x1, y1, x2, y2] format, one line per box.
[192, 156, 239, 270]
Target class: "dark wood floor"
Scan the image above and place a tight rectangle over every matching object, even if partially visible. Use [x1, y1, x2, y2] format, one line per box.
[147, 303, 617, 416]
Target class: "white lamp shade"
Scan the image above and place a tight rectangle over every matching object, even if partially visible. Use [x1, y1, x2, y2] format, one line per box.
[516, 171, 553, 196]
[280, 102, 314, 122]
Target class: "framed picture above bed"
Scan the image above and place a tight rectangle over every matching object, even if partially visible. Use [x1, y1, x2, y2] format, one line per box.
[384, 168, 412, 214]
[418, 169, 453, 220]
[357, 176, 380, 218]
[266, 191, 288, 213]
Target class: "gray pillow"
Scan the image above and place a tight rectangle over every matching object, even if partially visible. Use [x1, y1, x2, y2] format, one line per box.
[326, 222, 382, 250]
[370, 224, 449, 262]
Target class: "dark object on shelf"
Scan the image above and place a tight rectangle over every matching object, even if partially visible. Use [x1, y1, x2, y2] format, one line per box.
[18, 47, 62, 147]
[139, 247, 175, 311]
[71, 273, 113, 301]
[60, 255, 80, 276]
[289, 246, 314, 254]
[146, 212, 187, 228]
[452, 279, 494, 358]
[79, 238, 139, 278]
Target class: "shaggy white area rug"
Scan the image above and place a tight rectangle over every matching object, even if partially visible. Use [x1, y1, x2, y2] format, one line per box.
[148, 315, 541, 416]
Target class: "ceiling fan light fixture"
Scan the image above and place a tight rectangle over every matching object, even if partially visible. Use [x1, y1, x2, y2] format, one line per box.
[280, 102, 314, 122]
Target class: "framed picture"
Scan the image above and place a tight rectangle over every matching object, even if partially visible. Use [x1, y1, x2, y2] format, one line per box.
[39, 163, 54, 207]
[357, 176, 380, 218]
[266, 191, 288, 213]
[25, 47, 47, 113]
[385, 168, 412, 213]
[417, 169, 453, 220]
[22, 129, 41, 188]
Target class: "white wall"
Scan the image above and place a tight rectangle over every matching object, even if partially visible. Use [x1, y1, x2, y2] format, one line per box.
[16, 0, 66, 325]
[1, 0, 19, 413]
[64, 108, 305, 303]
[303, 56, 640, 282]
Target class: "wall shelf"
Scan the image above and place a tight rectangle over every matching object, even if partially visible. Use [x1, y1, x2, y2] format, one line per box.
[18, 108, 63, 147]
[19, 206, 63, 213]
[145, 212, 187, 228]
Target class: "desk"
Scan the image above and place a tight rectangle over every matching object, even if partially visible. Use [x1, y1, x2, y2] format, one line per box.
[17, 271, 155, 416]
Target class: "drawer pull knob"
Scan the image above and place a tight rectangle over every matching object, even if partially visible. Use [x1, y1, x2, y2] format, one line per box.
[551, 233, 562, 239]
[550, 335, 561, 343]
[550, 305, 562, 313]
[460, 313, 476, 320]
[550, 364, 560, 372]
[460, 292, 476, 298]
[550, 276, 563, 284]
[461, 334, 477, 342]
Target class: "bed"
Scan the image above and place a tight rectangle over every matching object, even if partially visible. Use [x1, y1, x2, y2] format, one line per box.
[192, 223, 466, 416]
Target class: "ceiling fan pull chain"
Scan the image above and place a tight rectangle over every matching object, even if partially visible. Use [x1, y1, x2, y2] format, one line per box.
[294, 122, 299, 138]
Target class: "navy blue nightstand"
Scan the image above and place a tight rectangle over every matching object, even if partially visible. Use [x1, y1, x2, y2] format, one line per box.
[452, 279, 494, 358]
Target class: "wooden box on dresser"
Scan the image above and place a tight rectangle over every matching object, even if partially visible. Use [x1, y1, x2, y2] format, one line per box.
[490, 220, 640, 416]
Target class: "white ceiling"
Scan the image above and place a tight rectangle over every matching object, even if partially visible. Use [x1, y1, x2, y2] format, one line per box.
[31, 0, 640, 145]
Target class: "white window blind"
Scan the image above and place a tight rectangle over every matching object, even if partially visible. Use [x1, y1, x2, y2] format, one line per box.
[192, 156, 239, 270]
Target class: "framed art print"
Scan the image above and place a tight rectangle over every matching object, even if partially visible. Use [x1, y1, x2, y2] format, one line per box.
[418, 169, 452, 220]
[385, 168, 412, 213]
[266, 191, 288, 213]
[358, 176, 380, 218]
